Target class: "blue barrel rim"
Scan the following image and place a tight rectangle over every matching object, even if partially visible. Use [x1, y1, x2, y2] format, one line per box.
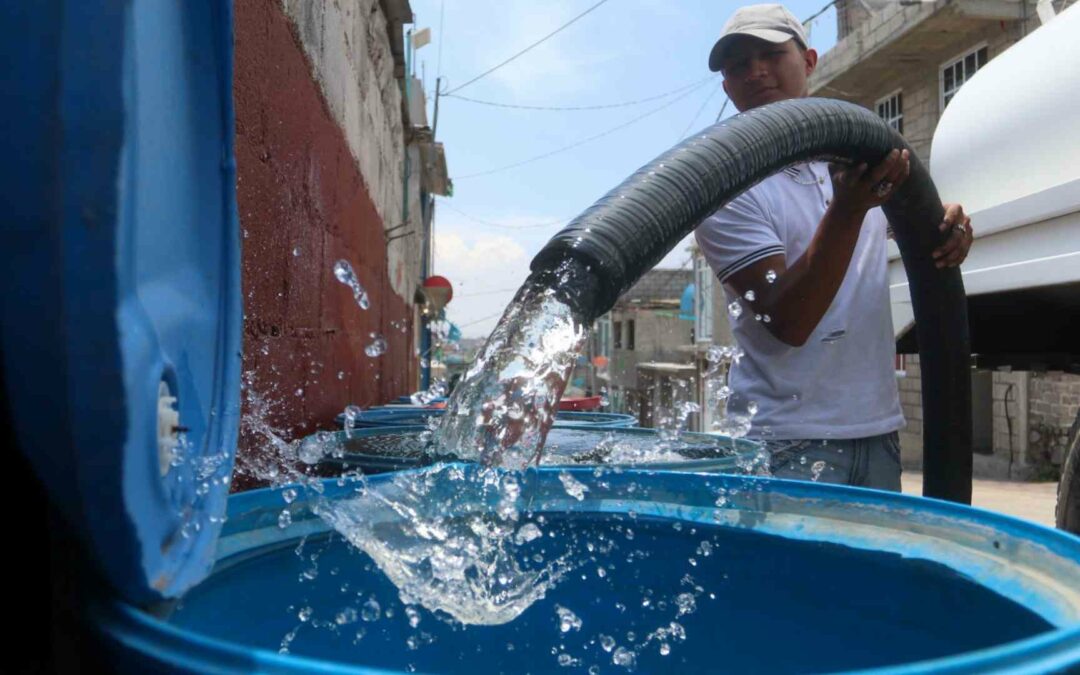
[92, 468, 1080, 674]
[334, 407, 638, 429]
[316, 424, 760, 472]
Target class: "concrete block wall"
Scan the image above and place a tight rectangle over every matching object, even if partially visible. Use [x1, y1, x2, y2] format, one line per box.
[280, 0, 421, 305]
[897, 356, 1079, 479]
[1030, 372, 1080, 466]
[233, 0, 418, 488]
[897, 355, 924, 468]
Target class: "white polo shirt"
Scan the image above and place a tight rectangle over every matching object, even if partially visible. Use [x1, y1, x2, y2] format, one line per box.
[694, 161, 904, 440]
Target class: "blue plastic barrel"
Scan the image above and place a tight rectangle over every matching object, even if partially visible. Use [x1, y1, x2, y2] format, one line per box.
[91, 468, 1080, 673]
[312, 425, 760, 475]
[335, 408, 638, 429]
[395, 395, 448, 405]
[1, 0, 241, 604]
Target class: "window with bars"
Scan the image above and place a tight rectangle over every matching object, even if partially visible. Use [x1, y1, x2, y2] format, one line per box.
[875, 91, 903, 134]
[941, 45, 988, 110]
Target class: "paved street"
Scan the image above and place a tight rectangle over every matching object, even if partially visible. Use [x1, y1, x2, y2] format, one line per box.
[902, 472, 1060, 528]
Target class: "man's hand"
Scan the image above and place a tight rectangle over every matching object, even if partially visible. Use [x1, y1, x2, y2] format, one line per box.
[829, 149, 911, 217]
[933, 203, 973, 268]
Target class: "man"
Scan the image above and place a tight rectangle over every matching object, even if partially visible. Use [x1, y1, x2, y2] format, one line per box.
[695, 4, 973, 490]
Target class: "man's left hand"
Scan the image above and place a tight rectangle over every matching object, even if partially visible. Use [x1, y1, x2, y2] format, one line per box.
[933, 203, 973, 268]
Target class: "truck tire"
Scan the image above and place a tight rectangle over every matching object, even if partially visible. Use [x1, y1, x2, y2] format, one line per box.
[1056, 408, 1080, 535]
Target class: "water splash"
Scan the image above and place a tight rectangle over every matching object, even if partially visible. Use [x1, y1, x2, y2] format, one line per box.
[410, 379, 447, 406]
[314, 464, 575, 626]
[342, 405, 363, 436]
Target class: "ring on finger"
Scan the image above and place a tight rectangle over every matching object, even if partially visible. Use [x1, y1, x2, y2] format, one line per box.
[873, 181, 893, 198]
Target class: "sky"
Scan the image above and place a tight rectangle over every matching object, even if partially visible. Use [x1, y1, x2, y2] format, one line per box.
[408, 0, 839, 337]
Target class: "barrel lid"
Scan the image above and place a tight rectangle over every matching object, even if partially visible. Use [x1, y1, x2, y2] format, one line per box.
[0, 2, 240, 603]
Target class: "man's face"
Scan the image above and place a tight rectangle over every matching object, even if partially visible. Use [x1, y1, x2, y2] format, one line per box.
[718, 36, 817, 112]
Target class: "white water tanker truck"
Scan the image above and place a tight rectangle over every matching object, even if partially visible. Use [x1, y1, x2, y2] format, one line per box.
[885, 3, 1080, 532]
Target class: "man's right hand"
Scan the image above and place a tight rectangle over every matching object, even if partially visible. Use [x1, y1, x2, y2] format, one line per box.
[725, 149, 910, 347]
[829, 149, 910, 217]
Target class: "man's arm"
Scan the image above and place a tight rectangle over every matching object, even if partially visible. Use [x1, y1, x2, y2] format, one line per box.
[725, 149, 910, 347]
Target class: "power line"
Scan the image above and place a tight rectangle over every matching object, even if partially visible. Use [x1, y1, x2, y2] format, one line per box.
[443, 0, 615, 96]
[452, 78, 712, 180]
[444, 76, 714, 111]
[802, 0, 839, 25]
[677, 78, 725, 140]
[438, 201, 569, 230]
[457, 286, 522, 298]
[457, 309, 508, 329]
[714, 97, 731, 123]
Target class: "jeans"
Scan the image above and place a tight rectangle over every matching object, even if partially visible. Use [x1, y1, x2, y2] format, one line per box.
[762, 431, 903, 492]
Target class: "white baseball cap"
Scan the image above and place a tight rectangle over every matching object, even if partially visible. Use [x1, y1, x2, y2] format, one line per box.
[709, 4, 809, 72]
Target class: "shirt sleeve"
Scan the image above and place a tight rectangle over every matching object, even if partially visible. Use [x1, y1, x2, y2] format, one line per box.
[694, 189, 785, 283]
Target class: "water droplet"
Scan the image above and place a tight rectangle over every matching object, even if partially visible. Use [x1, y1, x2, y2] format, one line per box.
[277, 510, 292, 529]
[336, 607, 358, 625]
[292, 247, 300, 257]
[298, 606, 313, 622]
[406, 606, 421, 628]
[555, 605, 582, 633]
[660, 643, 671, 656]
[282, 488, 299, 504]
[763, 314, 771, 323]
[613, 647, 636, 668]
[558, 472, 588, 500]
[727, 300, 743, 319]
[748, 401, 759, 416]
[333, 260, 371, 310]
[337, 371, 345, 380]
[765, 269, 777, 284]
[754, 314, 762, 321]
[365, 334, 388, 357]
[514, 523, 542, 544]
[811, 460, 827, 481]
[361, 597, 381, 622]
[743, 290, 756, 302]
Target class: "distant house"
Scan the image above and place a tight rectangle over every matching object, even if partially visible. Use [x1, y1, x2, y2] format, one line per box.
[593, 269, 695, 417]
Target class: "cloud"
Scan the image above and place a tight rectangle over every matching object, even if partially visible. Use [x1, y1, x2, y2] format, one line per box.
[433, 207, 694, 338]
[434, 228, 532, 337]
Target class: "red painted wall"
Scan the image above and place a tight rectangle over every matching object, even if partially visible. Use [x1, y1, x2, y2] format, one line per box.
[232, 0, 415, 486]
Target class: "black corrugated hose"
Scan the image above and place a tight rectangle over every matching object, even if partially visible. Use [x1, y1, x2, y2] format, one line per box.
[530, 97, 972, 503]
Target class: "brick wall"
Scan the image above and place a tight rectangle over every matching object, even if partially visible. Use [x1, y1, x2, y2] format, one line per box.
[233, 0, 418, 488]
